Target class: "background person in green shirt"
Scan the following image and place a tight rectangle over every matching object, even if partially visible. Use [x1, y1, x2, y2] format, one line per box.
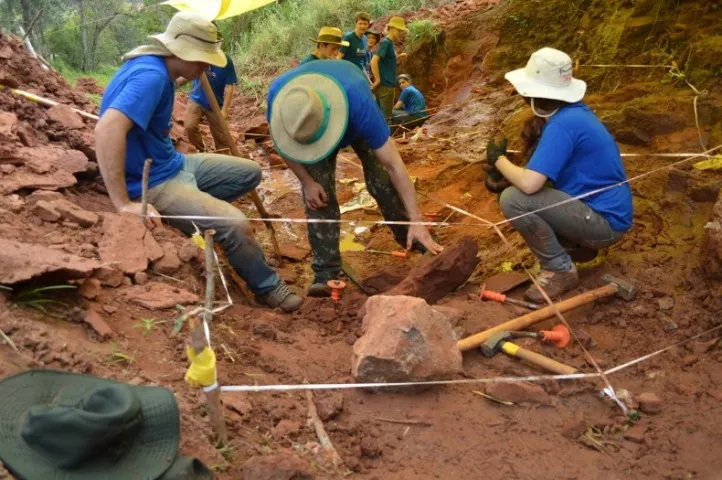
[370, 16, 408, 123]
[338, 12, 370, 69]
[301, 27, 349, 64]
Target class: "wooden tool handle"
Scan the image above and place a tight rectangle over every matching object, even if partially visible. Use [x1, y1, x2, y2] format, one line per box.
[502, 342, 577, 375]
[457, 283, 618, 352]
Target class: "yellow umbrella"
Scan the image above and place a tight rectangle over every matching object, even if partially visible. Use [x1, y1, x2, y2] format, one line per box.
[161, 0, 276, 20]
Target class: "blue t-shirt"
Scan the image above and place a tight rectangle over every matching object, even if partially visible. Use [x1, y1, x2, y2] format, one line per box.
[340, 31, 367, 70]
[399, 86, 427, 115]
[267, 60, 390, 151]
[189, 54, 238, 110]
[375, 37, 396, 87]
[100, 55, 183, 199]
[526, 103, 633, 231]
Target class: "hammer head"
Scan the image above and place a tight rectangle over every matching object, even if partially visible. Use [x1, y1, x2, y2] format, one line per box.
[479, 332, 512, 358]
[600, 274, 636, 300]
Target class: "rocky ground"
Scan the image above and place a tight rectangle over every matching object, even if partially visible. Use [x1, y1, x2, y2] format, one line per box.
[1, 0, 722, 478]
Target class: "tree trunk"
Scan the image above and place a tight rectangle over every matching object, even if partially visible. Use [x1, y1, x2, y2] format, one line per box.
[18, 0, 31, 34]
[77, 0, 88, 71]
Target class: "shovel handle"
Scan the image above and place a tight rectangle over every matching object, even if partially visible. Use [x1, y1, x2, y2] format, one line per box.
[501, 342, 577, 375]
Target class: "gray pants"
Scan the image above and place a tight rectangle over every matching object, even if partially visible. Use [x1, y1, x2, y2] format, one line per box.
[499, 187, 624, 271]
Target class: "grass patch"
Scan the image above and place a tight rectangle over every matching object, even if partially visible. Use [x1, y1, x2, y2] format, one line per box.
[13, 285, 76, 317]
[406, 18, 441, 51]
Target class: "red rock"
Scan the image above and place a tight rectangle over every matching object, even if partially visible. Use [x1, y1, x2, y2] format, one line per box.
[102, 304, 119, 314]
[0, 238, 99, 284]
[0, 111, 18, 143]
[78, 278, 101, 300]
[624, 424, 647, 444]
[272, 419, 303, 439]
[692, 338, 719, 355]
[682, 354, 698, 366]
[269, 153, 286, 169]
[361, 263, 408, 295]
[0, 164, 15, 175]
[561, 412, 587, 439]
[26, 190, 64, 204]
[92, 264, 124, 288]
[0, 44, 13, 59]
[481, 271, 529, 293]
[638, 392, 663, 414]
[134, 272, 149, 285]
[47, 104, 84, 130]
[122, 282, 199, 310]
[178, 242, 200, 263]
[279, 243, 309, 262]
[50, 199, 98, 227]
[20, 146, 89, 175]
[316, 392, 344, 421]
[352, 295, 462, 383]
[278, 268, 297, 285]
[3, 194, 24, 213]
[16, 121, 37, 147]
[0, 168, 77, 195]
[432, 305, 463, 326]
[84, 310, 114, 339]
[224, 394, 253, 417]
[386, 237, 479, 304]
[99, 214, 152, 274]
[485, 382, 551, 405]
[33, 200, 61, 222]
[143, 231, 164, 263]
[152, 242, 181, 275]
[241, 451, 313, 480]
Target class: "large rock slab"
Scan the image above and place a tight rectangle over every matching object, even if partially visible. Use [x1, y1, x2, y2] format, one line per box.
[99, 214, 164, 274]
[47, 104, 85, 130]
[122, 282, 199, 310]
[0, 146, 89, 194]
[385, 237, 479, 304]
[352, 295, 462, 383]
[0, 238, 100, 284]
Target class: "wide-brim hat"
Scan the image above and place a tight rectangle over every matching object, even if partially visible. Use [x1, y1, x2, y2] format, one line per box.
[0, 370, 180, 480]
[387, 16, 409, 32]
[504, 47, 586, 103]
[311, 26, 350, 47]
[151, 11, 227, 67]
[270, 71, 349, 164]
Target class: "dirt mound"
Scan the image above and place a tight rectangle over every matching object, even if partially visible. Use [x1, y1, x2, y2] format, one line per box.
[75, 77, 104, 95]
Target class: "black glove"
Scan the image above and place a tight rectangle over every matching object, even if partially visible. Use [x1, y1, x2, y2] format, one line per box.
[484, 168, 511, 194]
[486, 138, 508, 167]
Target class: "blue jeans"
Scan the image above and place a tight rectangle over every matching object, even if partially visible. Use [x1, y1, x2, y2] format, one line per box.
[499, 187, 625, 271]
[145, 154, 279, 294]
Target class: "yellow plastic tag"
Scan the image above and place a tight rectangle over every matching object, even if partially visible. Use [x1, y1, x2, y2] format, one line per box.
[693, 155, 722, 171]
[191, 232, 206, 251]
[185, 346, 217, 387]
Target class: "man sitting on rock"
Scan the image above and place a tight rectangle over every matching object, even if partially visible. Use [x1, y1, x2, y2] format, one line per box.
[391, 74, 428, 133]
[267, 59, 443, 297]
[300, 27, 349, 65]
[95, 12, 302, 312]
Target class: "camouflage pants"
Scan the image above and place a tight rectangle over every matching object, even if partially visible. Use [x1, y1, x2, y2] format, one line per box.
[374, 86, 396, 124]
[303, 141, 410, 282]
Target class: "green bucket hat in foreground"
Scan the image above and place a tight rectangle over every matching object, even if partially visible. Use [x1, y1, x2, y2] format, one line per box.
[0, 370, 181, 480]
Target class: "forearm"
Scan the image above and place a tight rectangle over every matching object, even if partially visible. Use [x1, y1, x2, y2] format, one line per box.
[371, 60, 381, 85]
[96, 130, 131, 209]
[283, 158, 315, 187]
[496, 155, 544, 194]
[387, 162, 421, 220]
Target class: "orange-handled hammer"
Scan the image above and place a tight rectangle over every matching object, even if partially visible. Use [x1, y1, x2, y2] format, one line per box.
[479, 284, 540, 310]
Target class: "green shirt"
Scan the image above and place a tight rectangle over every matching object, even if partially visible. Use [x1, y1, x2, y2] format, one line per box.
[340, 31, 368, 70]
[375, 37, 396, 87]
[300, 53, 319, 64]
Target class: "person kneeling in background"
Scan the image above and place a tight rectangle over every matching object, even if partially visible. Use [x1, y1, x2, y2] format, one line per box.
[484, 47, 633, 302]
[391, 74, 428, 133]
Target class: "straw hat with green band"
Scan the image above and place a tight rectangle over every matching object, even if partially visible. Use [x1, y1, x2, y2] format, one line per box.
[150, 11, 227, 67]
[311, 26, 350, 47]
[0, 370, 182, 480]
[270, 71, 349, 164]
[387, 16, 409, 32]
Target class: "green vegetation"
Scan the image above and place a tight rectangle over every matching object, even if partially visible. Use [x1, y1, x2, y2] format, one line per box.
[13, 285, 76, 316]
[406, 19, 441, 51]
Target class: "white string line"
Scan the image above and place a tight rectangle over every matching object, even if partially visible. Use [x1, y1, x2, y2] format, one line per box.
[219, 324, 722, 393]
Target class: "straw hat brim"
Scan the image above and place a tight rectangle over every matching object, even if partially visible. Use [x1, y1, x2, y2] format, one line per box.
[0, 370, 179, 480]
[270, 73, 349, 165]
[151, 33, 227, 68]
[505, 67, 586, 103]
[311, 38, 350, 47]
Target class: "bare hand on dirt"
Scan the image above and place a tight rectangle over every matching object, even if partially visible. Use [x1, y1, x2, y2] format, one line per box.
[408, 224, 443, 254]
[303, 181, 328, 210]
[120, 202, 162, 229]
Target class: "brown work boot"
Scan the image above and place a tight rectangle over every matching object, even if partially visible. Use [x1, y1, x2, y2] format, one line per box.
[257, 281, 303, 313]
[307, 282, 330, 298]
[524, 266, 579, 303]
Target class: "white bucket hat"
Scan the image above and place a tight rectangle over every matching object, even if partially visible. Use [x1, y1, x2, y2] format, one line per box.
[150, 12, 227, 67]
[270, 72, 349, 164]
[504, 47, 586, 103]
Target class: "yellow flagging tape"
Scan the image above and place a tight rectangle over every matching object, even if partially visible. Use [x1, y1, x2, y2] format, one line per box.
[185, 346, 217, 388]
[191, 231, 207, 250]
[693, 155, 722, 171]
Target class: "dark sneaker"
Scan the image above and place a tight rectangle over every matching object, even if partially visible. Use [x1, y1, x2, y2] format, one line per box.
[524, 266, 579, 303]
[257, 281, 303, 313]
[308, 282, 331, 298]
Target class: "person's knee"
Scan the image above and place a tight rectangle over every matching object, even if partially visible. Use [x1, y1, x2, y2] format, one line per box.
[499, 186, 527, 218]
[247, 162, 262, 189]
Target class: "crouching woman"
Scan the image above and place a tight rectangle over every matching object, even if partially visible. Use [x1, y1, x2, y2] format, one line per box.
[485, 47, 633, 302]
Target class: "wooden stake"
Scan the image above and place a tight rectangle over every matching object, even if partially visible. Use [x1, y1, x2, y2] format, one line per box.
[199, 73, 283, 265]
[305, 386, 344, 469]
[187, 229, 228, 445]
[140, 158, 152, 221]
